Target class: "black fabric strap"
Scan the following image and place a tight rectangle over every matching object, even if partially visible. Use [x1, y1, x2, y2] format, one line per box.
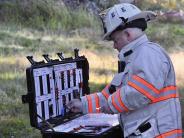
[138, 122, 151, 133]
[118, 61, 126, 73]
[124, 50, 133, 57]
[109, 85, 116, 94]
[116, 18, 147, 32]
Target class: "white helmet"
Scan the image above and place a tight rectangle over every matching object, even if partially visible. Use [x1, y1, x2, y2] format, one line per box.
[100, 3, 157, 40]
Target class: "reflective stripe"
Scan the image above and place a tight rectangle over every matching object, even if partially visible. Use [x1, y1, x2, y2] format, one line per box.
[152, 93, 179, 103]
[94, 93, 100, 113]
[160, 86, 176, 93]
[117, 89, 129, 112]
[86, 95, 93, 113]
[128, 81, 155, 101]
[102, 89, 109, 100]
[156, 129, 182, 138]
[128, 75, 178, 103]
[101, 85, 110, 100]
[130, 77, 159, 99]
[111, 93, 122, 112]
[133, 75, 160, 94]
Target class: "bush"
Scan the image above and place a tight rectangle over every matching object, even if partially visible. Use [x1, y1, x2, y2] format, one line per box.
[0, 0, 100, 31]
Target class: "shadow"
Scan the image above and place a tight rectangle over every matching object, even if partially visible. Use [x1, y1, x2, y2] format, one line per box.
[88, 82, 106, 93]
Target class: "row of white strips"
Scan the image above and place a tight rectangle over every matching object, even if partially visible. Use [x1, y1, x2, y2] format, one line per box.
[33, 63, 83, 122]
[33, 67, 56, 123]
[54, 63, 79, 116]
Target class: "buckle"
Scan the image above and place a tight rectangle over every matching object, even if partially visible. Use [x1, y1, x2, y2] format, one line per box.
[130, 122, 152, 136]
[138, 122, 151, 133]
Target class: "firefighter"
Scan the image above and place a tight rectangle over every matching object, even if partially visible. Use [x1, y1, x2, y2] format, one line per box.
[67, 3, 182, 138]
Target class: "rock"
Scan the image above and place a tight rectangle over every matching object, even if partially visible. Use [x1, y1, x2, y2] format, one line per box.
[62, 0, 100, 15]
[84, 1, 100, 15]
[118, 0, 135, 4]
[62, 0, 80, 9]
[158, 10, 184, 23]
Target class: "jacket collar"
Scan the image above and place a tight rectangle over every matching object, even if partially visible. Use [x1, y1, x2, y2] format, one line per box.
[118, 34, 149, 61]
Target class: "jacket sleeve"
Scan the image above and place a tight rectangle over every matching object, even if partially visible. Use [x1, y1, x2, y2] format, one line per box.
[108, 47, 170, 113]
[81, 84, 112, 114]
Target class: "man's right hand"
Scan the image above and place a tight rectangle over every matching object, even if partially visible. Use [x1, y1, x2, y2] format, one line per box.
[66, 99, 82, 113]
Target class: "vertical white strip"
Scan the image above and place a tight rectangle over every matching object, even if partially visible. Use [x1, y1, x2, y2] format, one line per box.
[34, 76, 42, 123]
[57, 72, 64, 116]
[64, 70, 69, 108]
[42, 74, 49, 120]
[75, 69, 79, 87]
[69, 69, 74, 100]
[37, 103, 42, 123]
[70, 90, 74, 100]
[64, 71, 68, 89]
[70, 70, 74, 88]
[55, 71, 60, 115]
[65, 92, 69, 104]
[49, 73, 56, 117]
[78, 69, 83, 97]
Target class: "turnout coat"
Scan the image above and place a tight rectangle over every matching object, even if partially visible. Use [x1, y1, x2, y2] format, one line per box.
[81, 35, 182, 138]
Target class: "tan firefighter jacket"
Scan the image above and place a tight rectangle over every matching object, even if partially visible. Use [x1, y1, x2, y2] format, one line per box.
[81, 34, 182, 138]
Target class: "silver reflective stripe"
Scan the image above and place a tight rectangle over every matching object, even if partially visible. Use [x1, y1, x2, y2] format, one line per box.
[101, 85, 110, 100]
[91, 94, 96, 113]
[129, 76, 177, 103]
[108, 95, 119, 113]
[113, 92, 125, 112]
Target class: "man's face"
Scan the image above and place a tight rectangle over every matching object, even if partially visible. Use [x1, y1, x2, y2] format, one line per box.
[110, 30, 129, 52]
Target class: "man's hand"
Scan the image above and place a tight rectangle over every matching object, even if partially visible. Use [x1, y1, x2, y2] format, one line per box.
[100, 105, 114, 114]
[66, 99, 82, 113]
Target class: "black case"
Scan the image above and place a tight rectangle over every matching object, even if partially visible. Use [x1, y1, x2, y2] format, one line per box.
[22, 49, 123, 138]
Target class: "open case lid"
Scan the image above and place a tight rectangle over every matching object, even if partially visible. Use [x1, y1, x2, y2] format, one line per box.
[22, 49, 90, 131]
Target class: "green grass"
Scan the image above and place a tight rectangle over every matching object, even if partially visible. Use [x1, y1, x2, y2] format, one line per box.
[0, 0, 100, 31]
[146, 22, 184, 52]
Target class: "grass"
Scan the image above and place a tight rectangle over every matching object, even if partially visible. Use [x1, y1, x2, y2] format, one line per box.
[146, 21, 184, 52]
[0, 0, 101, 31]
[0, 19, 184, 138]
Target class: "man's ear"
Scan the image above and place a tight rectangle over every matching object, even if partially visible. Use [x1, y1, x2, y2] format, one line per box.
[124, 29, 131, 41]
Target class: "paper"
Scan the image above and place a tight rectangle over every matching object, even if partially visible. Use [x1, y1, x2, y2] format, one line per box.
[46, 113, 119, 134]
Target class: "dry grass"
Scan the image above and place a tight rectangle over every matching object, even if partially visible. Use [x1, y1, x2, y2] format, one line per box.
[80, 50, 117, 90]
[170, 52, 184, 99]
[170, 52, 184, 87]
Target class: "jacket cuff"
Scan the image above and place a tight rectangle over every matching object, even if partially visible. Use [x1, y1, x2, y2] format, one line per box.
[108, 95, 119, 114]
[81, 96, 88, 114]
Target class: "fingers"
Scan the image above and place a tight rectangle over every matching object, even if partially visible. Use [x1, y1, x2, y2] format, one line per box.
[67, 100, 74, 109]
[71, 106, 81, 113]
[66, 99, 82, 113]
[101, 106, 114, 114]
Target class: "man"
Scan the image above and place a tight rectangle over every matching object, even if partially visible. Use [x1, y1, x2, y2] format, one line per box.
[67, 3, 182, 138]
